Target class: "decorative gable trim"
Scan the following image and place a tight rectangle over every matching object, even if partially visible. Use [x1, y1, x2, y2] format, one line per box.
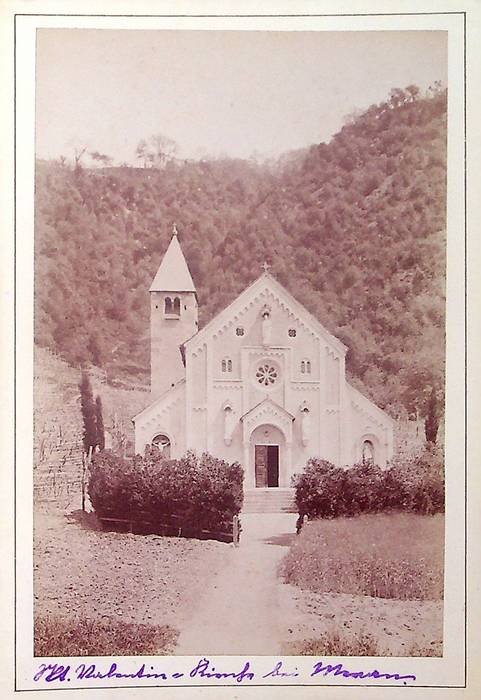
[185, 273, 347, 356]
[132, 379, 185, 422]
[347, 383, 395, 428]
[241, 398, 295, 443]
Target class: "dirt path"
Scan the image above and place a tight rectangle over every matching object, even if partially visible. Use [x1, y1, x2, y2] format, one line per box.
[176, 513, 299, 655]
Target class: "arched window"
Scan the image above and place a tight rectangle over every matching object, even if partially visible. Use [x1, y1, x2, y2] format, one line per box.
[173, 297, 181, 316]
[362, 440, 374, 465]
[164, 297, 173, 314]
[301, 359, 311, 374]
[152, 434, 171, 459]
[222, 358, 232, 373]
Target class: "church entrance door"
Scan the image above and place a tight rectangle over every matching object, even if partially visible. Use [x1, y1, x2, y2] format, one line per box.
[254, 444, 279, 488]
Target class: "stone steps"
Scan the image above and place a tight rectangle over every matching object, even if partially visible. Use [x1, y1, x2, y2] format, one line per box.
[242, 488, 297, 513]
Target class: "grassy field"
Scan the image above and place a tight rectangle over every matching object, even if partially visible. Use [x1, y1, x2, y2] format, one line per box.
[35, 617, 177, 656]
[281, 512, 444, 601]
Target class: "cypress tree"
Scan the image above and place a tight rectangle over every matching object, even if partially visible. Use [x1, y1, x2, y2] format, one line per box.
[424, 387, 440, 444]
[79, 372, 97, 454]
[95, 395, 105, 451]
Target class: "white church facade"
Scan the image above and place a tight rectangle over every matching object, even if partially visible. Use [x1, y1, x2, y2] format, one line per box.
[133, 229, 394, 487]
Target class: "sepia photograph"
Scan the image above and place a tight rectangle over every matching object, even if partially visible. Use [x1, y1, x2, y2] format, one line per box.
[8, 4, 471, 692]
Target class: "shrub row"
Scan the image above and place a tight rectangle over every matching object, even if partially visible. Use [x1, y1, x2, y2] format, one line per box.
[293, 445, 444, 518]
[88, 448, 243, 536]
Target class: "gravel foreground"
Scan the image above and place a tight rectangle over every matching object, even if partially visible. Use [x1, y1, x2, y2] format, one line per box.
[34, 506, 230, 652]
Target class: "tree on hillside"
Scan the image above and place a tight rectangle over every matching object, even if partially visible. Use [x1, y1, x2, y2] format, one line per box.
[90, 151, 113, 167]
[87, 332, 104, 367]
[74, 147, 87, 171]
[424, 386, 440, 444]
[135, 134, 178, 169]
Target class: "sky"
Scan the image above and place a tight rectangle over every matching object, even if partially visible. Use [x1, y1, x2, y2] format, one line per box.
[36, 29, 447, 165]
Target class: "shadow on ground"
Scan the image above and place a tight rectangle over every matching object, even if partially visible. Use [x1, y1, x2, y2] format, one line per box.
[65, 509, 102, 531]
[261, 532, 297, 547]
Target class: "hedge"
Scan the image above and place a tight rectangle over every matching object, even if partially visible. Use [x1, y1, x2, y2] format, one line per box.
[293, 445, 444, 519]
[88, 449, 244, 537]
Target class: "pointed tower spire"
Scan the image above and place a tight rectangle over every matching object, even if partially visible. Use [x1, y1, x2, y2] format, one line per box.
[150, 227, 196, 293]
[149, 226, 198, 399]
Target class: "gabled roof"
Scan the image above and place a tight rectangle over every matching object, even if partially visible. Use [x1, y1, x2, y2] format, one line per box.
[149, 228, 196, 293]
[184, 271, 347, 355]
[132, 379, 185, 422]
[347, 382, 395, 426]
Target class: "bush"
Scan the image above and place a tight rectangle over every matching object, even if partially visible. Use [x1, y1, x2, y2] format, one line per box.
[382, 444, 445, 514]
[293, 445, 444, 518]
[88, 449, 243, 537]
[293, 459, 348, 518]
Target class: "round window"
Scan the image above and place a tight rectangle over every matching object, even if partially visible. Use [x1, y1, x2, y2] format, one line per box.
[255, 362, 279, 387]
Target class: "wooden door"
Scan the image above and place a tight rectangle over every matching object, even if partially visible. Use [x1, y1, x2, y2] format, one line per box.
[255, 445, 268, 487]
[267, 445, 279, 487]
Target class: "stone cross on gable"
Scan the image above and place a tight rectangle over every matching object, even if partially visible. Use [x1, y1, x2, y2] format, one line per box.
[261, 261, 270, 273]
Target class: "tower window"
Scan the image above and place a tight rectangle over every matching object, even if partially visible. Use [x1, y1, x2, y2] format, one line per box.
[165, 296, 180, 317]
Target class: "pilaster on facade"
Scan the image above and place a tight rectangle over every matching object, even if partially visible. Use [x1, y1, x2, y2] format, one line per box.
[339, 354, 351, 466]
[185, 347, 193, 449]
[205, 341, 213, 453]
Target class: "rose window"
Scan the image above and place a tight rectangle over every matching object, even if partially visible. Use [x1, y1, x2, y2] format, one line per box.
[256, 363, 278, 387]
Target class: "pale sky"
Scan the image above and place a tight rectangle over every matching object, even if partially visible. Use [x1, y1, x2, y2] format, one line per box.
[36, 29, 447, 164]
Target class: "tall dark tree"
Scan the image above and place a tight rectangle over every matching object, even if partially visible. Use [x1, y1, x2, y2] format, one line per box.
[79, 372, 97, 454]
[424, 387, 440, 444]
[95, 395, 105, 451]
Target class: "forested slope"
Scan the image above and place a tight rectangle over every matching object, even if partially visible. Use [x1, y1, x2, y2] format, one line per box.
[35, 86, 446, 417]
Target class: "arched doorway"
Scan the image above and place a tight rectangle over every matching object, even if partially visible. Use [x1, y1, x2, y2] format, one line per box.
[250, 424, 285, 488]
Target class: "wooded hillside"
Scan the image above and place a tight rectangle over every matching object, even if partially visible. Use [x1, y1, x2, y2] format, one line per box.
[34, 86, 446, 418]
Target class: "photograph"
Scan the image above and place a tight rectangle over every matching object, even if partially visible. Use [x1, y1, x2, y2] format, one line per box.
[32, 25, 449, 663]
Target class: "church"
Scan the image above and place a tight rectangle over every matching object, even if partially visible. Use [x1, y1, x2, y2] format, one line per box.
[133, 228, 394, 488]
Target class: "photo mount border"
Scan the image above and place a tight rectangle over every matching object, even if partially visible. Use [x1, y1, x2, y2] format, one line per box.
[12, 8, 468, 691]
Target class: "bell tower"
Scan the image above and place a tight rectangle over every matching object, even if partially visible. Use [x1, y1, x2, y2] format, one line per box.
[149, 225, 198, 399]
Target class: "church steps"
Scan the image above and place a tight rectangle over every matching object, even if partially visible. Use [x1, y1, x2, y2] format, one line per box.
[242, 488, 297, 513]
